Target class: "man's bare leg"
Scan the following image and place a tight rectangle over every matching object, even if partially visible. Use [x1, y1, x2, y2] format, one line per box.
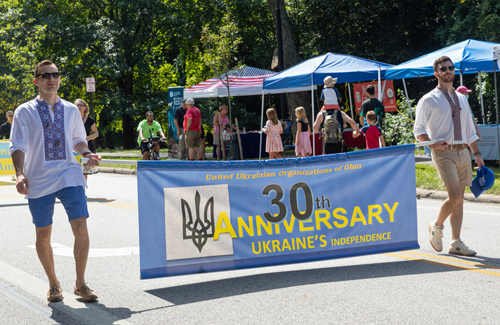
[70, 217, 89, 288]
[436, 182, 464, 230]
[195, 147, 203, 159]
[189, 148, 196, 159]
[35, 225, 60, 287]
[448, 185, 466, 240]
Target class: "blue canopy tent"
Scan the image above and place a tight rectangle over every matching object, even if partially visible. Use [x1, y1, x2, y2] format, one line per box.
[385, 39, 500, 123]
[385, 39, 500, 160]
[385, 39, 500, 79]
[261, 53, 394, 157]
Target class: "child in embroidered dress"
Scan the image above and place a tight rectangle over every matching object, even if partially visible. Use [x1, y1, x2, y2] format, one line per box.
[294, 107, 312, 157]
[264, 108, 283, 159]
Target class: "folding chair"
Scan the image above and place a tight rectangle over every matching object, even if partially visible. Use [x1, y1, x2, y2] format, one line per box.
[280, 119, 295, 152]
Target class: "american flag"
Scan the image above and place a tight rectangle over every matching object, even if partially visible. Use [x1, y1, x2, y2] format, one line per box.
[184, 66, 276, 98]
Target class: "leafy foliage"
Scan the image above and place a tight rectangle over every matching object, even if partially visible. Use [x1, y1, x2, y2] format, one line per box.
[201, 13, 243, 124]
[383, 90, 416, 146]
[0, 0, 499, 147]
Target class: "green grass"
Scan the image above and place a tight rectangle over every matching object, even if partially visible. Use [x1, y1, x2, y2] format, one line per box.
[96, 146, 215, 154]
[416, 164, 500, 195]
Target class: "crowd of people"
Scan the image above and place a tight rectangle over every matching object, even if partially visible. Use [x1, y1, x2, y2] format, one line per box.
[1, 55, 488, 304]
[163, 76, 384, 161]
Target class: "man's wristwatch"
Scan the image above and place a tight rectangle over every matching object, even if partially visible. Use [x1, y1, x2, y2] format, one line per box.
[473, 151, 481, 156]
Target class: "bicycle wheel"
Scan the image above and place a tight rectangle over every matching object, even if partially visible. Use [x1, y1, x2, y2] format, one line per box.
[153, 151, 160, 160]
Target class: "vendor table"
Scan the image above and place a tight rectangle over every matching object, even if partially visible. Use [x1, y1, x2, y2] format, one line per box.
[239, 132, 268, 159]
[309, 128, 366, 155]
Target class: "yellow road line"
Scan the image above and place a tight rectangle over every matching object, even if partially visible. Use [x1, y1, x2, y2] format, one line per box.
[0, 193, 25, 198]
[87, 201, 138, 210]
[403, 250, 500, 270]
[384, 253, 500, 277]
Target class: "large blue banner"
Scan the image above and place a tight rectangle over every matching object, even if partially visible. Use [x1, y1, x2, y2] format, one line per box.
[138, 145, 419, 279]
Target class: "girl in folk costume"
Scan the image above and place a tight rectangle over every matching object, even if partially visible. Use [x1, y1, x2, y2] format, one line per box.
[264, 108, 283, 159]
[321, 76, 340, 110]
[294, 106, 312, 157]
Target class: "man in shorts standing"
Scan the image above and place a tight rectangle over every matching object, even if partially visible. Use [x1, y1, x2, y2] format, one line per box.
[414, 56, 484, 256]
[9, 60, 101, 302]
[183, 98, 203, 160]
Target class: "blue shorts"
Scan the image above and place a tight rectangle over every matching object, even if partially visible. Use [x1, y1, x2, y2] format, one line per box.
[28, 186, 89, 228]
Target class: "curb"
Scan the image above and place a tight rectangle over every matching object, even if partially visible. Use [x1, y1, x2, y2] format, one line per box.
[97, 167, 136, 175]
[416, 188, 500, 205]
[98, 167, 500, 205]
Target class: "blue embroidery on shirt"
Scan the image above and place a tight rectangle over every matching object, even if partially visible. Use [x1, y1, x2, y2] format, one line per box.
[36, 98, 66, 161]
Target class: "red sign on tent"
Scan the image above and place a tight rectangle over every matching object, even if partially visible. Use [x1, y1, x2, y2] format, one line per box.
[353, 81, 397, 113]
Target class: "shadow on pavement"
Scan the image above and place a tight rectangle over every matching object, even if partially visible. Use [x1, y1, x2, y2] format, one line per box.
[146, 259, 457, 306]
[49, 300, 132, 325]
[86, 197, 116, 203]
[442, 254, 500, 267]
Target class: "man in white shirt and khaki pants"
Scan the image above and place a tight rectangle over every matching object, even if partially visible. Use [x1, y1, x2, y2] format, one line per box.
[414, 55, 484, 256]
[10, 60, 101, 302]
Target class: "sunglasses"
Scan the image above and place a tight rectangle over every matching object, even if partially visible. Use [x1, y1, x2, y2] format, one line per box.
[36, 72, 61, 79]
[439, 66, 455, 72]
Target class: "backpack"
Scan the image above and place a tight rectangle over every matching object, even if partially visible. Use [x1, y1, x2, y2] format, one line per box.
[321, 110, 343, 144]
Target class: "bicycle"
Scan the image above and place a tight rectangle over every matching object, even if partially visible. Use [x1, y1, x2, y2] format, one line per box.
[144, 135, 166, 160]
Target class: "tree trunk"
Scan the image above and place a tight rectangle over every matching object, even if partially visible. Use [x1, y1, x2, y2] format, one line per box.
[267, 0, 311, 134]
[117, 73, 136, 149]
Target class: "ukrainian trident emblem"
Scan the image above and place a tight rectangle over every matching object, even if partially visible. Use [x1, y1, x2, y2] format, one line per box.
[181, 191, 215, 253]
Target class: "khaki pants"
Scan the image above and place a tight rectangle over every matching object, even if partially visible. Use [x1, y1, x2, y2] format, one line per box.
[432, 148, 473, 187]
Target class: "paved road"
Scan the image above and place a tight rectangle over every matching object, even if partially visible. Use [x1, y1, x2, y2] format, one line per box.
[0, 173, 499, 325]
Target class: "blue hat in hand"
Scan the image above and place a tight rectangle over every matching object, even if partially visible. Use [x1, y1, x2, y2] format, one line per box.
[470, 166, 495, 198]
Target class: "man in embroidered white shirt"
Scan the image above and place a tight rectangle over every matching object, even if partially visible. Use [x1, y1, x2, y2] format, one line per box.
[414, 56, 484, 256]
[10, 60, 101, 302]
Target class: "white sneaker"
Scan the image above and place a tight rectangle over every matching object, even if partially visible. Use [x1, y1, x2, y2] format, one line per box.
[449, 239, 477, 256]
[429, 222, 444, 252]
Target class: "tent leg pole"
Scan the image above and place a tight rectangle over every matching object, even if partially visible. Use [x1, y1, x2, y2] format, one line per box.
[311, 75, 315, 156]
[348, 83, 354, 119]
[217, 96, 221, 160]
[494, 60, 500, 163]
[460, 71, 463, 86]
[479, 72, 485, 124]
[378, 66, 382, 101]
[260, 91, 264, 161]
[402, 78, 412, 120]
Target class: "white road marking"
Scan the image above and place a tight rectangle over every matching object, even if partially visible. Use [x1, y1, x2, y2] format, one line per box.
[0, 260, 133, 324]
[417, 205, 500, 216]
[0, 279, 59, 324]
[27, 243, 139, 257]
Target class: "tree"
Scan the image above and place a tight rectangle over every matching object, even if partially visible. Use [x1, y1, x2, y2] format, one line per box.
[201, 13, 243, 124]
[0, 0, 184, 148]
[267, 0, 311, 125]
